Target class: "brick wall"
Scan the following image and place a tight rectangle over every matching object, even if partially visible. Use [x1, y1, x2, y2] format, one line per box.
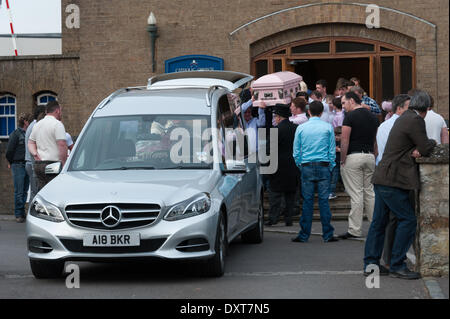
[0, 56, 80, 212]
[70, 0, 448, 121]
[0, 0, 448, 214]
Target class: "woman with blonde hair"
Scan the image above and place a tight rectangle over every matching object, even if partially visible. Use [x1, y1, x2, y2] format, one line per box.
[299, 80, 308, 93]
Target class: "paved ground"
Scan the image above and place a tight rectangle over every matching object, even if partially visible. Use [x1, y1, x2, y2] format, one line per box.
[437, 277, 449, 299]
[0, 218, 447, 299]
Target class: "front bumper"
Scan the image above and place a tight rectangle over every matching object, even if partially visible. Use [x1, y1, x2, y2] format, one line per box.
[26, 208, 219, 262]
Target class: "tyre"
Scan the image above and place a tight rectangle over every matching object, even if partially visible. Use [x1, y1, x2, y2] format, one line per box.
[30, 259, 65, 279]
[203, 213, 227, 277]
[241, 196, 264, 244]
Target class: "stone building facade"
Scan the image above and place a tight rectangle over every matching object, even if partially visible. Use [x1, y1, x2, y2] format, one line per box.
[0, 0, 449, 212]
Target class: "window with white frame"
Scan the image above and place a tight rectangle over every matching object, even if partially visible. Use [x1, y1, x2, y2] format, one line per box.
[37, 93, 57, 106]
[0, 94, 16, 138]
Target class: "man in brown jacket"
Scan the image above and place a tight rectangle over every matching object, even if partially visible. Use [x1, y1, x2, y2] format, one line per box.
[363, 90, 436, 279]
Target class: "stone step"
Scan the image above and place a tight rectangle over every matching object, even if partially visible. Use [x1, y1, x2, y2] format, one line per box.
[263, 209, 351, 219]
[263, 212, 351, 221]
[263, 191, 351, 220]
[263, 191, 349, 199]
[262, 205, 351, 211]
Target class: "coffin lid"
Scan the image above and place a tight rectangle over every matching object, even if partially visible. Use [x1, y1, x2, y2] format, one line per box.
[252, 71, 303, 89]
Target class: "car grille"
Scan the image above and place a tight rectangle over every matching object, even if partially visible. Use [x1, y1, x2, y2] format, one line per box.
[59, 238, 167, 254]
[65, 203, 161, 230]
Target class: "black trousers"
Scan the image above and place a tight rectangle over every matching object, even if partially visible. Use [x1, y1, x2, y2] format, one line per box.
[279, 175, 302, 216]
[268, 190, 296, 224]
[33, 161, 58, 193]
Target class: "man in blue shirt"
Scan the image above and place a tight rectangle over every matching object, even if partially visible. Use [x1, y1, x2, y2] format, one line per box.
[292, 101, 339, 243]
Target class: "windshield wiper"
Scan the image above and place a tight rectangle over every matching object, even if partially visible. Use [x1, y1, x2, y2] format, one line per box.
[109, 166, 156, 170]
[161, 165, 211, 170]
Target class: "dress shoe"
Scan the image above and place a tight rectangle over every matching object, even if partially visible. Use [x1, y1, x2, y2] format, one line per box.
[291, 237, 307, 243]
[338, 232, 361, 239]
[324, 236, 339, 243]
[285, 222, 293, 227]
[16, 217, 25, 223]
[264, 221, 275, 226]
[363, 264, 389, 276]
[389, 268, 421, 280]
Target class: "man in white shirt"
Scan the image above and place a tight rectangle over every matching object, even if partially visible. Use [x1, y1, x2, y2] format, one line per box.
[315, 79, 328, 103]
[24, 105, 46, 203]
[424, 96, 448, 144]
[28, 101, 68, 191]
[310, 90, 331, 124]
[66, 132, 74, 152]
[376, 95, 411, 164]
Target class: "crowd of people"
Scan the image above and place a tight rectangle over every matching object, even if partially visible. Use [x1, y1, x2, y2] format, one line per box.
[240, 77, 448, 280]
[4, 75, 449, 280]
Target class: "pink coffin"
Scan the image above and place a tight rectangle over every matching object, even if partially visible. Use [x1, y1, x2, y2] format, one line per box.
[252, 71, 303, 107]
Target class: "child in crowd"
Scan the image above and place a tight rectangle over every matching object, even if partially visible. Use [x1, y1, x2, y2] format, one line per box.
[331, 98, 344, 128]
[326, 94, 336, 125]
[329, 126, 342, 200]
[326, 95, 334, 106]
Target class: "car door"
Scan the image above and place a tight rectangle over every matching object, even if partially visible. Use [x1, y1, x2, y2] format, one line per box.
[229, 94, 259, 231]
[217, 94, 242, 237]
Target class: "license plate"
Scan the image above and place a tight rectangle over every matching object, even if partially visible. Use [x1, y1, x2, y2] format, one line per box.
[83, 233, 140, 247]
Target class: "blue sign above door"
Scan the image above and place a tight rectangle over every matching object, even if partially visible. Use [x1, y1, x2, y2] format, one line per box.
[165, 55, 224, 73]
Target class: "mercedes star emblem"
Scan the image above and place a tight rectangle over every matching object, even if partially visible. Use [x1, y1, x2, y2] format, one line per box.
[101, 205, 122, 228]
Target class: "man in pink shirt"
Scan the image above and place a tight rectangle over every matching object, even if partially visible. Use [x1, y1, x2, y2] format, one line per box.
[289, 97, 308, 125]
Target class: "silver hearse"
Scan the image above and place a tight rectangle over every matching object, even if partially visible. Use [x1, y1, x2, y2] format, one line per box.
[26, 71, 264, 278]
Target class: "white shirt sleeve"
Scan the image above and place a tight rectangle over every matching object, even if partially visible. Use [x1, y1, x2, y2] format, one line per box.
[66, 133, 74, 147]
[54, 121, 67, 141]
[29, 123, 37, 142]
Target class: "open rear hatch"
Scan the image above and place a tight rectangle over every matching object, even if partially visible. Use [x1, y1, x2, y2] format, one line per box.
[147, 70, 253, 92]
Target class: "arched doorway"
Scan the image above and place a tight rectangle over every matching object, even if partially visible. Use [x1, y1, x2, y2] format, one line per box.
[251, 36, 415, 103]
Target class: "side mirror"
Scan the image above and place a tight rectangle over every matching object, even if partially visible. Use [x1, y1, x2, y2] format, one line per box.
[221, 160, 248, 174]
[45, 162, 62, 175]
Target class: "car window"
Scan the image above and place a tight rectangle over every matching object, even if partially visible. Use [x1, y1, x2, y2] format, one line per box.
[69, 115, 212, 171]
[227, 93, 249, 159]
[217, 95, 247, 165]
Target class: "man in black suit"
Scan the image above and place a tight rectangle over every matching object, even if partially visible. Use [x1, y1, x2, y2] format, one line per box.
[265, 104, 299, 227]
[364, 90, 437, 279]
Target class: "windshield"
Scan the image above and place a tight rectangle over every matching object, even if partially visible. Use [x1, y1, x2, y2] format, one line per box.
[69, 115, 212, 171]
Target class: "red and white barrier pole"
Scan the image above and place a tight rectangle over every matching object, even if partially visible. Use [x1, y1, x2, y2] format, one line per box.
[5, 0, 18, 56]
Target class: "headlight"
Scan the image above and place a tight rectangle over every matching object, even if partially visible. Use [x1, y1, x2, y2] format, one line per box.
[164, 193, 211, 221]
[29, 196, 64, 223]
